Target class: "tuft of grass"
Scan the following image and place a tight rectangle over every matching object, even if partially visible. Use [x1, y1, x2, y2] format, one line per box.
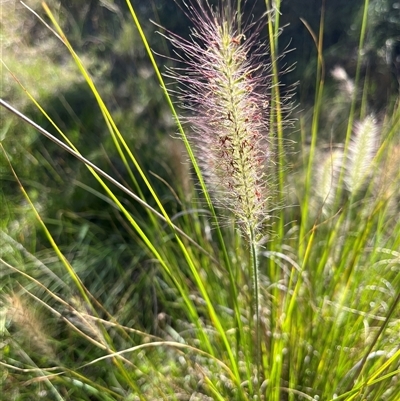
[1, 0, 399, 400]
[160, 1, 280, 384]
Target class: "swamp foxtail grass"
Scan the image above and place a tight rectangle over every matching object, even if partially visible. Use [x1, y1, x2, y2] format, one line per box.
[1, 0, 400, 400]
[164, 1, 273, 239]
[163, 0, 276, 380]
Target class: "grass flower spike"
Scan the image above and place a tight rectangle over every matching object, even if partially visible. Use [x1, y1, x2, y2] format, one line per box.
[345, 115, 379, 194]
[166, 0, 272, 240]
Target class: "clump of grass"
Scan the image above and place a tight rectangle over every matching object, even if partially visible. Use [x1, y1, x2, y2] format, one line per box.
[1, 0, 400, 400]
[162, 0, 278, 381]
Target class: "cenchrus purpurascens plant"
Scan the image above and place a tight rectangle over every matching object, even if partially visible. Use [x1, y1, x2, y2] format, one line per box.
[159, 0, 286, 382]
[1, 0, 400, 400]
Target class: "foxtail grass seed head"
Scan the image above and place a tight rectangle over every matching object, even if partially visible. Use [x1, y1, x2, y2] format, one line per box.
[315, 149, 343, 215]
[166, 1, 273, 240]
[5, 293, 55, 360]
[331, 66, 355, 97]
[345, 115, 379, 194]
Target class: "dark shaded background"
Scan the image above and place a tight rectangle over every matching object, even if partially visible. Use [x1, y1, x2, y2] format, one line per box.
[58, 0, 400, 102]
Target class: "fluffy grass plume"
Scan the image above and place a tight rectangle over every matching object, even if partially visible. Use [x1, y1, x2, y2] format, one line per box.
[315, 148, 344, 214]
[345, 115, 379, 194]
[164, 0, 273, 240]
